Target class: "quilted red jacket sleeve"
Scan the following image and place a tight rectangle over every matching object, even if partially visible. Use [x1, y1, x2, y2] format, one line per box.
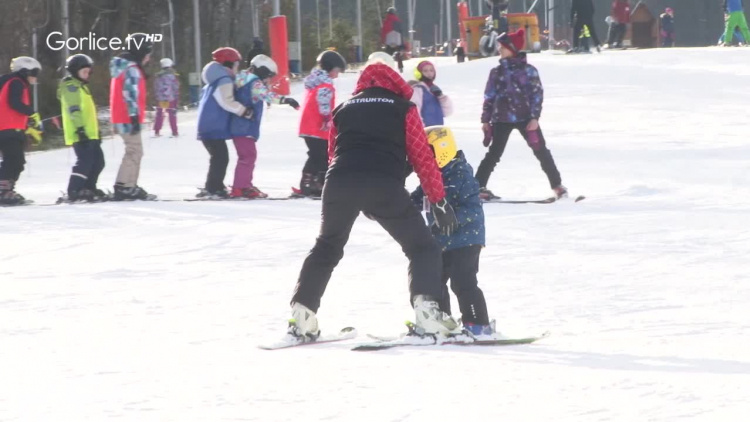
[404, 107, 445, 203]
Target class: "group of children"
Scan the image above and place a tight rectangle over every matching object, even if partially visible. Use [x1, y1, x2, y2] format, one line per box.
[194, 48, 344, 199]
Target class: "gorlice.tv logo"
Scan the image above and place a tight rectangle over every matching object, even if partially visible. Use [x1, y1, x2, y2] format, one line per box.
[47, 32, 162, 51]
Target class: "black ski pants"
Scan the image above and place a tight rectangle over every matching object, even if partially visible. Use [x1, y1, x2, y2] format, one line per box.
[0, 130, 26, 182]
[302, 136, 328, 176]
[68, 140, 105, 195]
[475, 121, 562, 189]
[573, 14, 602, 47]
[292, 173, 443, 312]
[439, 245, 489, 326]
[202, 139, 229, 192]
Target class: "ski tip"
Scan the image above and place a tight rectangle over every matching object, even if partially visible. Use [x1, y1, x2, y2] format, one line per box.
[574, 195, 586, 202]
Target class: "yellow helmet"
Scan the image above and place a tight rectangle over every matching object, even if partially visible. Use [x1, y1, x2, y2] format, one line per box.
[425, 125, 457, 168]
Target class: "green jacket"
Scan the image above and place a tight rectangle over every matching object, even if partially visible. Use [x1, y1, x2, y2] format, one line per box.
[58, 76, 99, 145]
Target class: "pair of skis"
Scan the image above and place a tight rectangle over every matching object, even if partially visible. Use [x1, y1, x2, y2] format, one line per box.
[258, 325, 549, 351]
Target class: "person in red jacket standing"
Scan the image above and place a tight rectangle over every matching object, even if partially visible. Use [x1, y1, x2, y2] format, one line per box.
[109, 33, 155, 200]
[295, 50, 346, 198]
[607, 0, 631, 49]
[0, 57, 42, 205]
[285, 63, 460, 342]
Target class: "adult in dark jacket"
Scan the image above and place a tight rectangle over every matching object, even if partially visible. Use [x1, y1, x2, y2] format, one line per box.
[571, 0, 602, 51]
[287, 63, 460, 341]
[411, 126, 492, 338]
[245, 38, 266, 67]
[0, 56, 42, 205]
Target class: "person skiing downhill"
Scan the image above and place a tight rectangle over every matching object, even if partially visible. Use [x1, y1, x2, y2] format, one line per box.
[410, 61, 453, 127]
[58, 54, 106, 202]
[476, 29, 567, 201]
[196, 47, 253, 199]
[229, 54, 299, 199]
[153, 58, 180, 137]
[0, 56, 42, 205]
[296, 50, 345, 198]
[286, 63, 460, 341]
[109, 33, 155, 200]
[411, 126, 494, 338]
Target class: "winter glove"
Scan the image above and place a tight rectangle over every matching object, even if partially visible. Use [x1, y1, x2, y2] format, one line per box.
[76, 127, 90, 143]
[482, 123, 493, 147]
[429, 85, 443, 98]
[242, 108, 254, 120]
[25, 127, 43, 144]
[431, 198, 458, 236]
[28, 112, 42, 128]
[280, 97, 300, 110]
[130, 115, 141, 135]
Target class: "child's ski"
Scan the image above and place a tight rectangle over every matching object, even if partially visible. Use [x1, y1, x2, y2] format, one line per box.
[258, 327, 357, 350]
[354, 329, 549, 351]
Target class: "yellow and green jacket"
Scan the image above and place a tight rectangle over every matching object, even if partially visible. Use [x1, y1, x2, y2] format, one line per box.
[58, 76, 99, 145]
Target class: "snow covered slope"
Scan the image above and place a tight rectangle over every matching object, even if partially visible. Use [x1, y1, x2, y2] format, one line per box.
[1, 47, 749, 421]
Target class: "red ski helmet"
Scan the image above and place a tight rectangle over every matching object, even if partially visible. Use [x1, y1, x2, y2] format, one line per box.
[212, 47, 242, 66]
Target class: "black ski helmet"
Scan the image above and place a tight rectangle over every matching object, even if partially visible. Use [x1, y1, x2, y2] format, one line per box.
[66, 54, 94, 80]
[317, 50, 346, 73]
[125, 33, 154, 62]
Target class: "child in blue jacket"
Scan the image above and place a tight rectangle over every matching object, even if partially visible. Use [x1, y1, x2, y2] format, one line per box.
[411, 126, 493, 337]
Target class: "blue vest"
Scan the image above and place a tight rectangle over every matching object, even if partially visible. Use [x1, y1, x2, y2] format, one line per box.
[197, 75, 233, 140]
[417, 85, 444, 127]
[229, 74, 265, 140]
[727, 0, 743, 13]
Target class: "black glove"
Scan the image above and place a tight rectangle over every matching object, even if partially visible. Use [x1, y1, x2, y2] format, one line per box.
[130, 115, 141, 135]
[431, 198, 458, 236]
[76, 127, 90, 143]
[430, 85, 443, 98]
[281, 97, 300, 109]
[242, 107, 254, 120]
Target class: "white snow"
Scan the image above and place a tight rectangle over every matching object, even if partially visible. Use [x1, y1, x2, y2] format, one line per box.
[2, 47, 750, 421]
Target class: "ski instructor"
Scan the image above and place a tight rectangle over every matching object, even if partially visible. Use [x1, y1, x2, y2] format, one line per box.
[287, 62, 460, 340]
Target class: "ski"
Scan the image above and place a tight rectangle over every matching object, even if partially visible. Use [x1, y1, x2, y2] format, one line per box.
[354, 330, 549, 351]
[0, 199, 34, 207]
[258, 326, 357, 350]
[484, 195, 585, 204]
[289, 187, 322, 200]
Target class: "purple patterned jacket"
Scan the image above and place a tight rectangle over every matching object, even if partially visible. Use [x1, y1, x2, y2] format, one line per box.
[481, 54, 543, 124]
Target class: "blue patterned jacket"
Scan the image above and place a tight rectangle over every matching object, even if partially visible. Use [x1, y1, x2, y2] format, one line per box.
[411, 151, 485, 251]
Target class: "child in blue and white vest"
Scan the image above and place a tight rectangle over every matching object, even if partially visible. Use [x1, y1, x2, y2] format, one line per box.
[410, 61, 453, 127]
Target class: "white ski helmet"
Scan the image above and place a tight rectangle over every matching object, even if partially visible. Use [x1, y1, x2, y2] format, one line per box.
[160, 58, 174, 68]
[366, 51, 396, 69]
[250, 54, 278, 79]
[10, 56, 42, 74]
